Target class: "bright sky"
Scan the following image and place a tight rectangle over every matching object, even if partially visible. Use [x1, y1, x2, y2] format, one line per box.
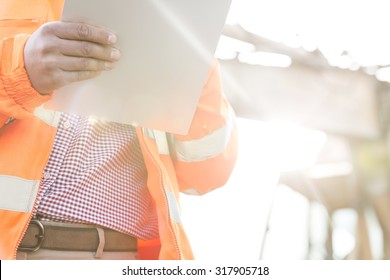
[225, 0, 390, 69]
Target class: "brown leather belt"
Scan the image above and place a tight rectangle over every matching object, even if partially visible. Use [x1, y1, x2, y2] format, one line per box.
[18, 220, 137, 252]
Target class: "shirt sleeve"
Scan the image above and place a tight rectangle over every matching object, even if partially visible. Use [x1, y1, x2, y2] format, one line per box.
[170, 59, 238, 195]
[0, 33, 51, 127]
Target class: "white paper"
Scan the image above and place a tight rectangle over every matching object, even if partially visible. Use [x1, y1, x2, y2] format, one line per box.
[45, 0, 232, 135]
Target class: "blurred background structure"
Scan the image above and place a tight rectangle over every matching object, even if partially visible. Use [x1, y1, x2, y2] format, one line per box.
[181, 0, 390, 260]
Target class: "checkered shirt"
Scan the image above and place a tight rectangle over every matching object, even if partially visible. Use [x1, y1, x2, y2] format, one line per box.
[35, 113, 159, 240]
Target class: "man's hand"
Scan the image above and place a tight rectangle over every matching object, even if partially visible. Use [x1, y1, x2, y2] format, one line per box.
[24, 21, 121, 95]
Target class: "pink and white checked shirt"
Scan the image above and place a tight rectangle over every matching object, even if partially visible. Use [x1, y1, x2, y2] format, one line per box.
[35, 113, 159, 240]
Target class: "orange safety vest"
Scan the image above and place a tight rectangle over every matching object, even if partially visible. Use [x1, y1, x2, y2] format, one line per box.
[0, 0, 237, 260]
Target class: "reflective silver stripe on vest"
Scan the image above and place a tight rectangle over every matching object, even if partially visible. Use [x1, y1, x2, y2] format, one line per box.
[33, 105, 61, 128]
[165, 189, 181, 224]
[182, 188, 200, 195]
[0, 175, 40, 212]
[153, 130, 170, 155]
[143, 128, 170, 155]
[142, 127, 155, 140]
[172, 112, 234, 162]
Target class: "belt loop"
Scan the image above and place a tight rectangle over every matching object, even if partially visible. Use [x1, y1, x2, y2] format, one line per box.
[94, 227, 105, 259]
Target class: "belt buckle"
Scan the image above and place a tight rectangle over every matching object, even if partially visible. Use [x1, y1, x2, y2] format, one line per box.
[18, 220, 45, 252]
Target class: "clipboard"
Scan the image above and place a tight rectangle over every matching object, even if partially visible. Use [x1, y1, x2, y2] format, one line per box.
[45, 0, 232, 135]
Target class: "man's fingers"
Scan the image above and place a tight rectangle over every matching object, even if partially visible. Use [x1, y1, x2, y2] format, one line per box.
[57, 56, 115, 71]
[57, 70, 102, 86]
[24, 21, 117, 94]
[46, 21, 117, 45]
[58, 39, 120, 62]
[72, 70, 102, 82]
